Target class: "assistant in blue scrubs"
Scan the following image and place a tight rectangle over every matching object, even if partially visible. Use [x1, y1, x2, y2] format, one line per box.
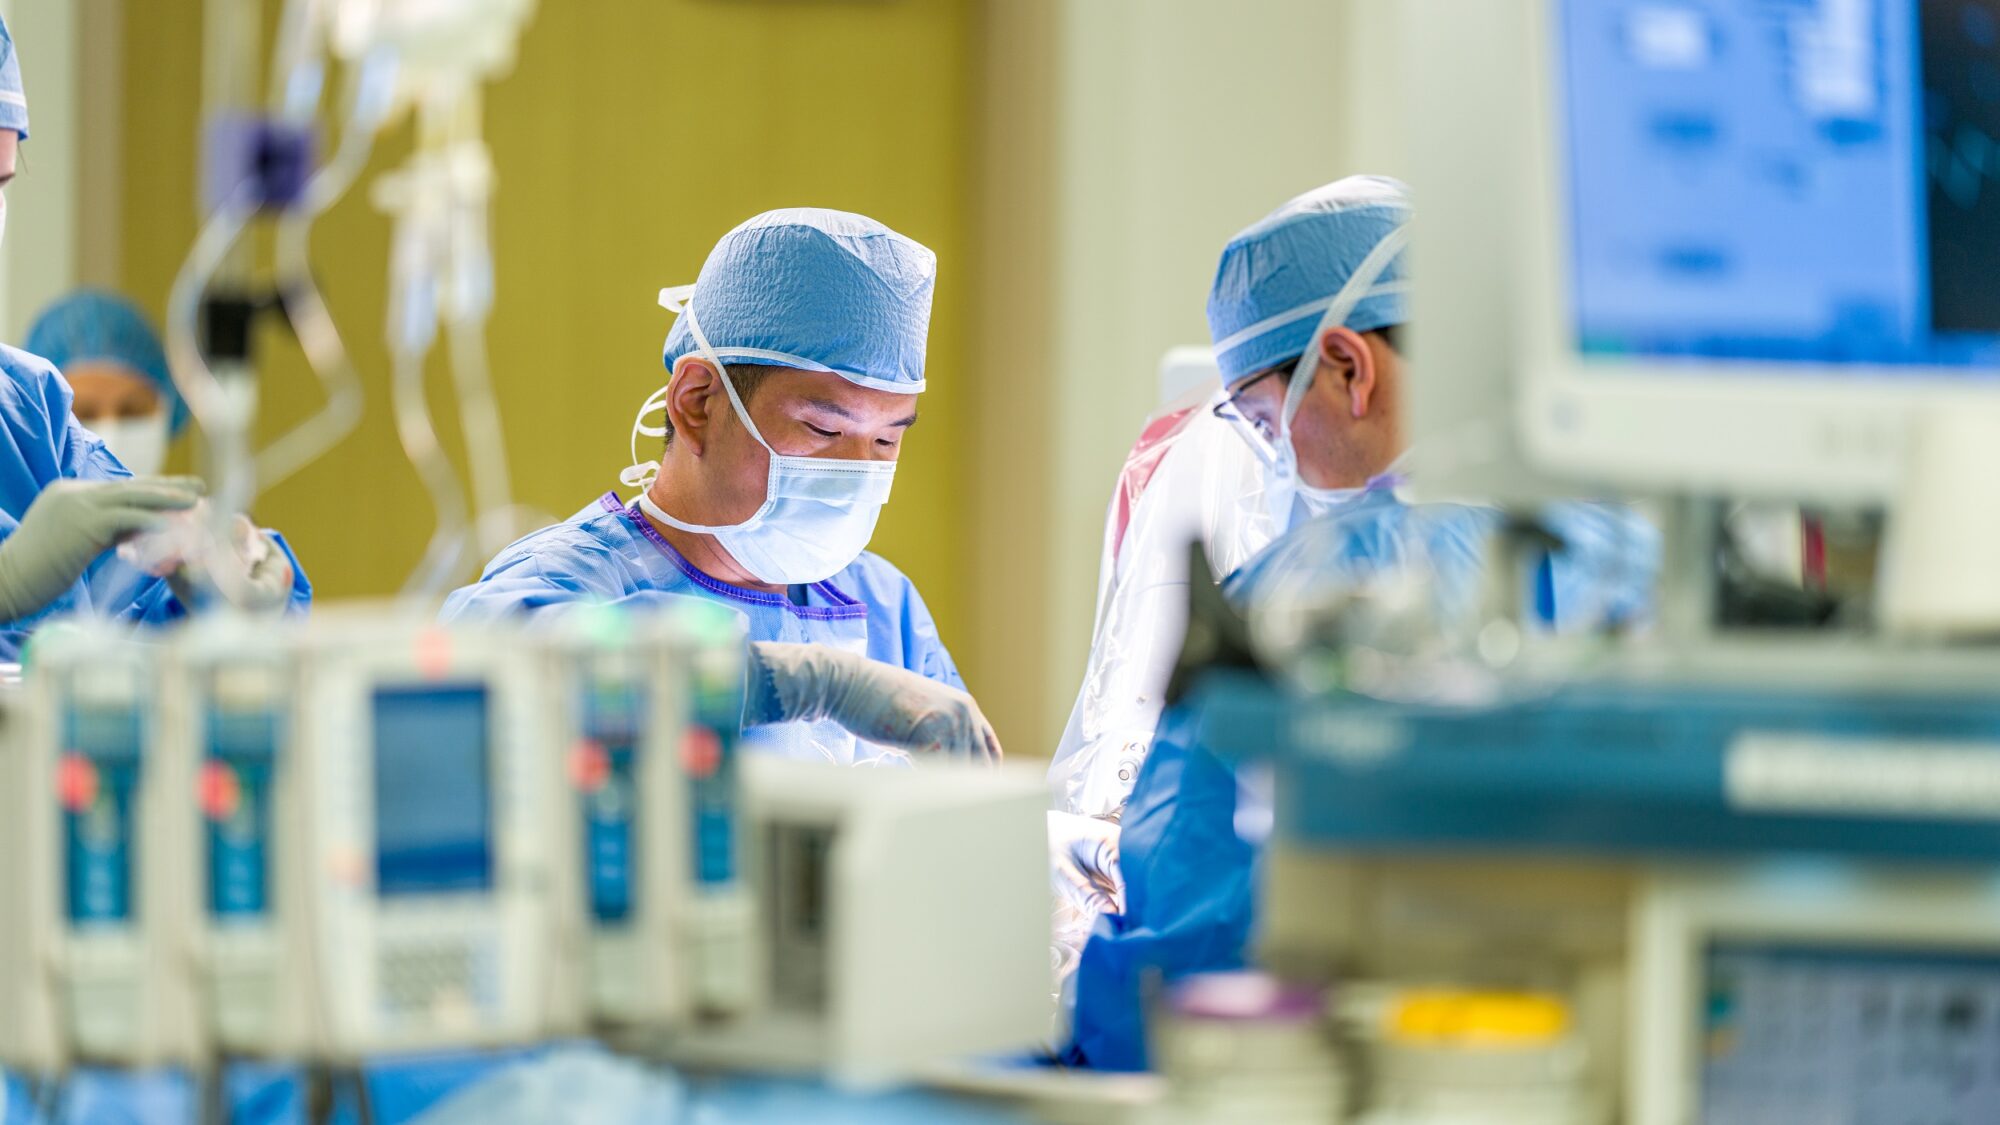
[0, 346, 312, 659]
[0, 13, 303, 657]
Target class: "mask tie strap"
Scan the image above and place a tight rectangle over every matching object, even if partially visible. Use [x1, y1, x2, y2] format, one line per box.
[659, 286, 780, 458]
[621, 382, 674, 489]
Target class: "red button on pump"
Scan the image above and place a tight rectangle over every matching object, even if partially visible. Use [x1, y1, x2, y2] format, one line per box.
[681, 727, 722, 778]
[56, 753, 98, 812]
[568, 740, 611, 792]
[199, 760, 242, 821]
[414, 627, 454, 681]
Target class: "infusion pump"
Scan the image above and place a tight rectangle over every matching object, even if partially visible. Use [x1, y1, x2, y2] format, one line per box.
[0, 606, 1056, 1086]
[289, 613, 564, 1059]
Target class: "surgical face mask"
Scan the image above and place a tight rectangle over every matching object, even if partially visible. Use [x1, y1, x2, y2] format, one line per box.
[1288, 448, 1414, 520]
[1293, 481, 1368, 519]
[84, 412, 171, 476]
[623, 287, 898, 586]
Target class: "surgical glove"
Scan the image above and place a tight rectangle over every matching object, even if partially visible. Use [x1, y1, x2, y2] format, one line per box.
[165, 515, 295, 613]
[746, 641, 1003, 762]
[0, 476, 203, 622]
[1049, 811, 1124, 915]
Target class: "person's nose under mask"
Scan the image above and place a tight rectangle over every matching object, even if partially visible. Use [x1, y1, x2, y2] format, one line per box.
[83, 413, 171, 476]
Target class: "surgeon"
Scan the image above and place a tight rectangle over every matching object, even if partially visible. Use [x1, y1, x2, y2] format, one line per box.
[443, 208, 996, 764]
[1048, 178, 1419, 982]
[1060, 182, 1659, 1070]
[1051, 176, 1414, 820]
[0, 17, 305, 661]
[27, 289, 185, 475]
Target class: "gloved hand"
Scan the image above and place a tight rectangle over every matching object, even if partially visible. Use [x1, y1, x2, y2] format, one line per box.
[164, 514, 296, 614]
[0, 476, 204, 622]
[745, 641, 1003, 762]
[1049, 811, 1124, 915]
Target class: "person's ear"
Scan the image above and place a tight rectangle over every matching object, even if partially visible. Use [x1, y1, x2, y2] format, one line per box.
[664, 358, 722, 456]
[1318, 326, 1378, 420]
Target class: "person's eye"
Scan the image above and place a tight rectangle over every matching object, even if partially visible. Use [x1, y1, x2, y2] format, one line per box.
[804, 423, 839, 438]
[875, 436, 901, 448]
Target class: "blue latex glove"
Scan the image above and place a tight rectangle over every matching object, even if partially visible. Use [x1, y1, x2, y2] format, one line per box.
[744, 641, 1002, 762]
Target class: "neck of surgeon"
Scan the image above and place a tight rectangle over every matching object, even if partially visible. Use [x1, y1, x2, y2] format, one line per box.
[1303, 325, 1405, 490]
[643, 358, 788, 593]
[645, 474, 781, 593]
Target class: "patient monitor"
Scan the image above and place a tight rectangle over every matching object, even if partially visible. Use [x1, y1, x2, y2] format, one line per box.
[1406, 0, 2000, 504]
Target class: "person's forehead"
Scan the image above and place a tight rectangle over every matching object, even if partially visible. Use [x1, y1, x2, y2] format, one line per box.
[767, 367, 916, 413]
[64, 361, 157, 397]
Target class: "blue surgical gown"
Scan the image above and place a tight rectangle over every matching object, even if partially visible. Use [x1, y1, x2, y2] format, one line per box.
[0, 344, 311, 659]
[441, 492, 964, 761]
[1065, 492, 1659, 1071]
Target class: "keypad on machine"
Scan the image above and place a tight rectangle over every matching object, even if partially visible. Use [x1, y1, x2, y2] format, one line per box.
[377, 940, 491, 1014]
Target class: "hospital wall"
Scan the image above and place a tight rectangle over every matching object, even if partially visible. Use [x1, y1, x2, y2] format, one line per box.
[0, 0, 87, 341]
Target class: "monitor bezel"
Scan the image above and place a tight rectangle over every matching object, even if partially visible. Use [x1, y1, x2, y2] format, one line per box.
[1514, 0, 2000, 503]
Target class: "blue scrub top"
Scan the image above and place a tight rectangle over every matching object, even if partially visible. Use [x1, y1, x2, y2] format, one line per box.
[0, 344, 310, 659]
[441, 492, 964, 691]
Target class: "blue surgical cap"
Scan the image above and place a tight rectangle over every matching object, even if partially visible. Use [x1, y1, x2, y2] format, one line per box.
[1206, 175, 1412, 383]
[0, 16, 26, 139]
[663, 208, 936, 393]
[26, 290, 185, 434]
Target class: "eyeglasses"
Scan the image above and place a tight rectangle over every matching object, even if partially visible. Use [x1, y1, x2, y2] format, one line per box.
[1211, 366, 1285, 444]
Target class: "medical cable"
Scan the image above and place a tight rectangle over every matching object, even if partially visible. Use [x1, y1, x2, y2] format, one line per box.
[256, 54, 396, 495]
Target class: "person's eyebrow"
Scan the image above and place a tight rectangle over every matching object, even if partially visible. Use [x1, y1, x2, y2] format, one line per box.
[802, 398, 919, 428]
[801, 398, 858, 421]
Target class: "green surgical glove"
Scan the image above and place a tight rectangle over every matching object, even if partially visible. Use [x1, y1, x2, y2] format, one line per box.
[0, 477, 204, 622]
[745, 641, 1003, 762]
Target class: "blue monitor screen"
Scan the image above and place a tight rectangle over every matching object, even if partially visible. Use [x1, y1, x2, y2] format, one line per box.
[372, 684, 493, 897]
[1704, 941, 2000, 1120]
[1557, 0, 2000, 370]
